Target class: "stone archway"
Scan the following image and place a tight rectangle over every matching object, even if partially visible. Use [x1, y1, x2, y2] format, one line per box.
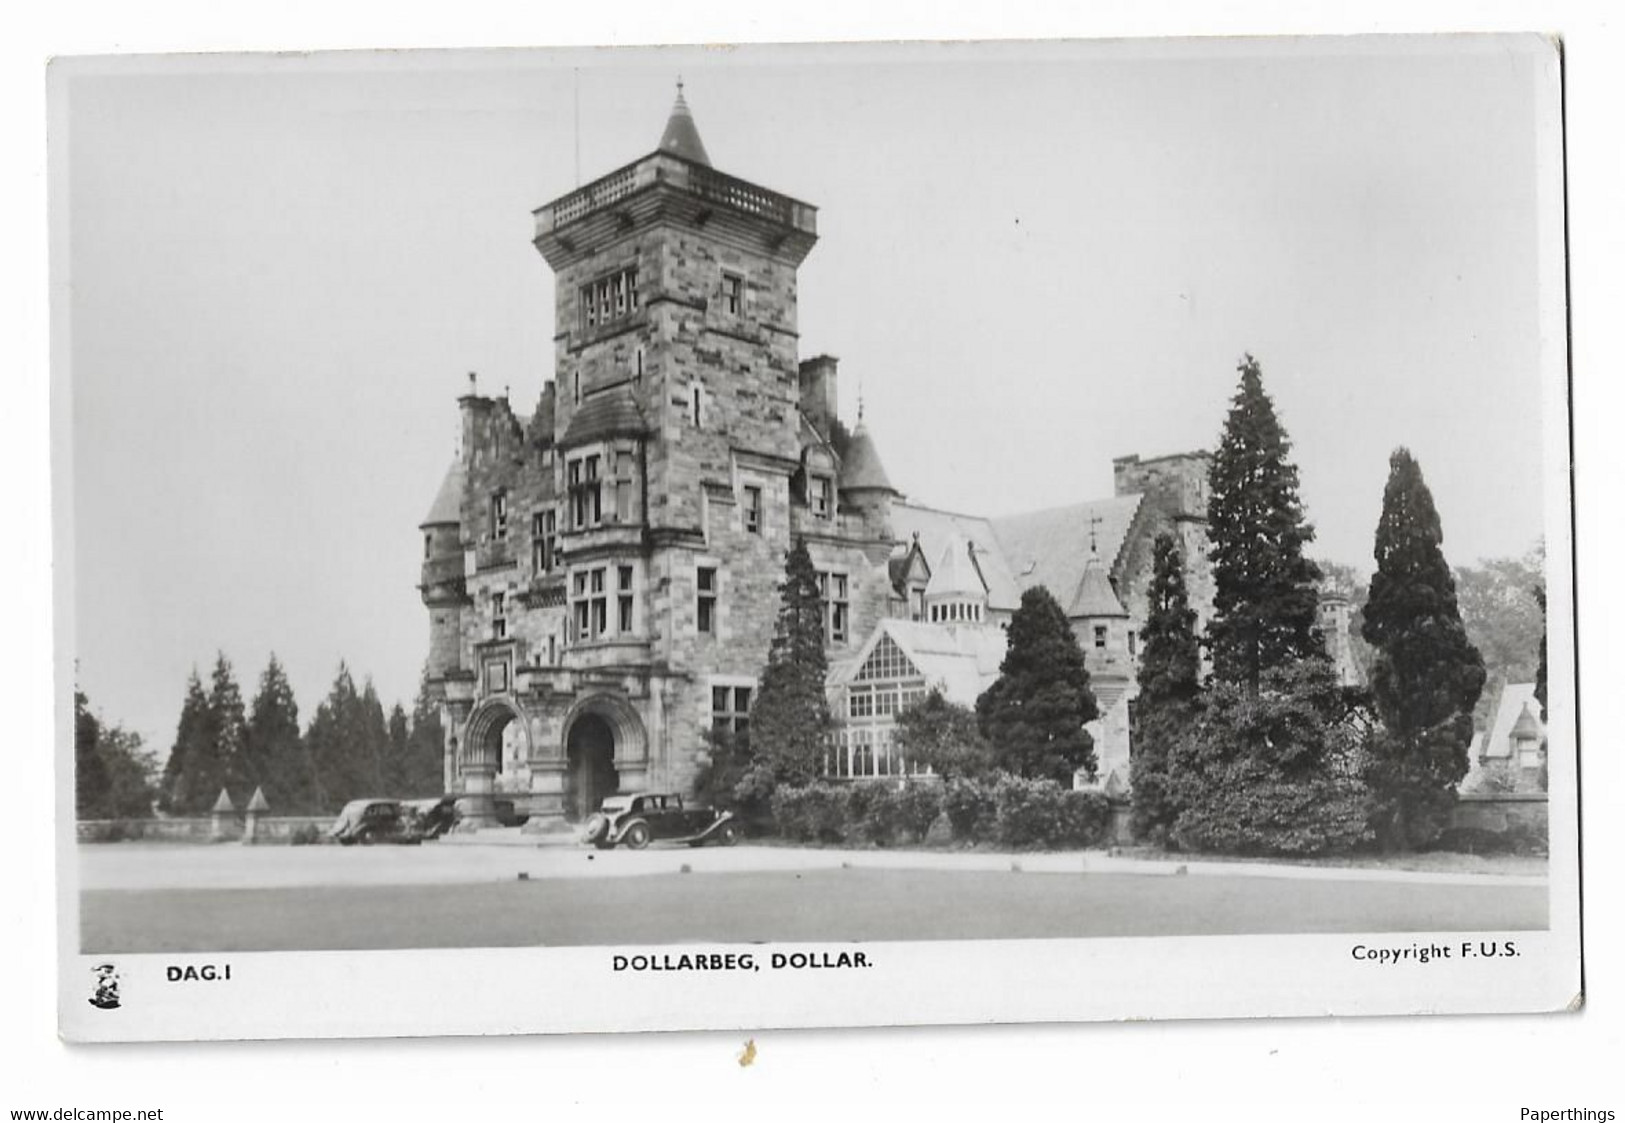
[565, 714, 618, 822]
[560, 694, 649, 822]
[459, 698, 532, 826]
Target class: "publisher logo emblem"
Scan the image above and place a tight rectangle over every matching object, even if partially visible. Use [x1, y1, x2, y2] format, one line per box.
[89, 963, 121, 1010]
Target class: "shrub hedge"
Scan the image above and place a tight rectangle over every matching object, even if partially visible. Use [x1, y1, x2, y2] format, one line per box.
[770, 776, 1111, 851]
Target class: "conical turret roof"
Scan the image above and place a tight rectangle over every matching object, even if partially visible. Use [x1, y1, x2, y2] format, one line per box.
[1072, 551, 1128, 618]
[421, 461, 464, 528]
[839, 419, 898, 494]
[658, 81, 711, 166]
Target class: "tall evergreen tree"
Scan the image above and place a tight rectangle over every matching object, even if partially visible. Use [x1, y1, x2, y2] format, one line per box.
[245, 654, 312, 813]
[384, 702, 410, 791]
[304, 662, 369, 810]
[1206, 355, 1324, 695]
[1129, 535, 1203, 838]
[160, 669, 217, 814]
[743, 537, 832, 790]
[209, 653, 251, 804]
[75, 688, 111, 818]
[976, 585, 1099, 784]
[1533, 583, 1548, 717]
[359, 678, 390, 796]
[402, 669, 448, 797]
[1360, 448, 1486, 849]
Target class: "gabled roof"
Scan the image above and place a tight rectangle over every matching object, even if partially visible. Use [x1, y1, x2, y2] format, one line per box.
[1072, 553, 1128, 618]
[658, 82, 711, 166]
[421, 461, 464, 528]
[890, 503, 1023, 612]
[832, 618, 1007, 709]
[925, 531, 988, 600]
[561, 383, 649, 448]
[839, 420, 897, 494]
[1483, 683, 1543, 758]
[989, 495, 1143, 616]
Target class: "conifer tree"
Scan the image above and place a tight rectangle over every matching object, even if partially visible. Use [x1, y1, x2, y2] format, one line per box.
[743, 537, 832, 790]
[976, 585, 1099, 784]
[1360, 448, 1486, 849]
[160, 669, 217, 814]
[359, 678, 390, 796]
[245, 654, 311, 813]
[1129, 534, 1202, 838]
[209, 653, 251, 804]
[304, 662, 367, 810]
[385, 702, 410, 792]
[1206, 355, 1324, 695]
[75, 688, 110, 818]
[402, 669, 448, 797]
[1533, 584, 1548, 717]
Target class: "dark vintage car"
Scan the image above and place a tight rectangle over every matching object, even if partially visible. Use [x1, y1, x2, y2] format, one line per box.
[582, 792, 740, 850]
[329, 796, 458, 845]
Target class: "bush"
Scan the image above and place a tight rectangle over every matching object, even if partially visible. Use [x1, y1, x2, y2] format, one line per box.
[1170, 761, 1371, 856]
[942, 776, 997, 842]
[770, 784, 848, 843]
[288, 823, 324, 846]
[990, 776, 1111, 850]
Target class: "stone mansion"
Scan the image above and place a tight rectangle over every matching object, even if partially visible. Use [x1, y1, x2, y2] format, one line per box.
[418, 87, 1349, 827]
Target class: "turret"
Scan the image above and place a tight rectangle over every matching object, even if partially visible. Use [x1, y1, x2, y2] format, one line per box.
[420, 459, 469, 685]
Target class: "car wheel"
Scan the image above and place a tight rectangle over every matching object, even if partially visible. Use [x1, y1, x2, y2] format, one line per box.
[623, 821, 651, 850]
[717, 822, 741, 846]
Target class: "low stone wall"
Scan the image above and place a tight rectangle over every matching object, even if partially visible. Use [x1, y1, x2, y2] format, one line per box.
[1449, 792, 1548, 835]
[77, 815, 333, 844]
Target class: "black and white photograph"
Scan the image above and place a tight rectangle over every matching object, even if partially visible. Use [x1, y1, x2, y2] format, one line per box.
[49, 33, 1577, 1044]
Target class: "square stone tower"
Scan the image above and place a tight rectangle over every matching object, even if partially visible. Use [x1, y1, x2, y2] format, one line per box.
[429, 85, 893, 828]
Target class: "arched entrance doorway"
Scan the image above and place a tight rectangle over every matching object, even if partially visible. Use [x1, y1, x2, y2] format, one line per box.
[565, 714, 619, 821]
[459, 698, 532, 827]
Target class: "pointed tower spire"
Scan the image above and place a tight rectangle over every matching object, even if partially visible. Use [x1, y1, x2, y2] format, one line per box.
[659, 78, 712, 166]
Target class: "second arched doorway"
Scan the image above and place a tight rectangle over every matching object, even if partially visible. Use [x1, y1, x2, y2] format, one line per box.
[565, 713, 619, 822]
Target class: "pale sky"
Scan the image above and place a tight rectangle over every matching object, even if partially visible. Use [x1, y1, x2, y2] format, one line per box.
[59, 38, 1556, 749]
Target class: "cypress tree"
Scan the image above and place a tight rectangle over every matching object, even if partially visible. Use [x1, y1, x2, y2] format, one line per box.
[245, 654, 311, 813]
[1206, 355, 1324, 695]
[403, 669, 448, 797]
[1129, 534, 1202, 838]
[745, 537, 832, 789]
[359, 678, 390, 796]
[209, 653, 251, 804]
[1360, 448, 1486, 849]
[75, 687, 111, 819]
[305, 662, 365, 810]
[160, 669, 216, 814]
[1533, 584, 1548, 717]
[975, 585, 1099, 784]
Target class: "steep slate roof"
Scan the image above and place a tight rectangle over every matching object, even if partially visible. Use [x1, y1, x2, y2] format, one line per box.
[988, 495, 1143, 616]
[833, 619, 1008, 708]
[839, 420, 897, 494]
[925, 531, 988, 600]
[658, 83, 711, 166]
[890, 503, 1023, 612]
[561, 383, 649, 448]
[421, 461, 465, 527]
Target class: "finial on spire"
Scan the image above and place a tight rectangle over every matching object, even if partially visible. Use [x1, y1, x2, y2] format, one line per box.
[1088, 513, 1103, 556]
[858, 374, 865, 423]
[659, 77, 711, 166]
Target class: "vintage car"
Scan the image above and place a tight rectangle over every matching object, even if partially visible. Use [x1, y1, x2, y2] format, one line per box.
[329, 796, 457, 845]
[582, 792, 740, 850]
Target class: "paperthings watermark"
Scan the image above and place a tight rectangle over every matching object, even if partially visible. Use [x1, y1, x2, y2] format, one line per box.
[1520, 1112, 1616, 1122]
